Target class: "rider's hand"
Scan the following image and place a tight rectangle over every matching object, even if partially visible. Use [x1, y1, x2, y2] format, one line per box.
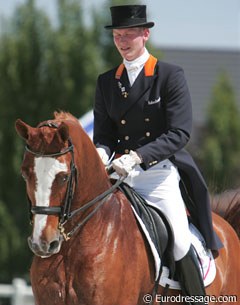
[112, 151, 142, 177]
[96, 147, 109, 165]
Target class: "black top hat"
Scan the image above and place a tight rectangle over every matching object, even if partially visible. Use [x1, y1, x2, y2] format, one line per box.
[105, 5, 154, 29]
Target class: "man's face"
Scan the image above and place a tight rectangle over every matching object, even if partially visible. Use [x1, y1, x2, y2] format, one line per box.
[113, 27, 150, 61]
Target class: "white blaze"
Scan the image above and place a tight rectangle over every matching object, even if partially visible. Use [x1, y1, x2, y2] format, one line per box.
[32, 157, 67, 243]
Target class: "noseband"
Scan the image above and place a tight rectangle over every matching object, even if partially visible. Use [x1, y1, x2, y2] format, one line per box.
[25, 122, 124, 241]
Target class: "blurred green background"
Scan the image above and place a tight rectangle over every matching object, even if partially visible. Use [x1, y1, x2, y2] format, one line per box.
[0, 0, 239, 287]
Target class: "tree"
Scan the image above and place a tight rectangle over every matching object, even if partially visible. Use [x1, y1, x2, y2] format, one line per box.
[0, 0, 100, 281]
[0, 201, 23, 282]
[199, 72, 240, 192]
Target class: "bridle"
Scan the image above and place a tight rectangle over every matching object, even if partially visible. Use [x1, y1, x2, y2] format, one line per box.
[25, 122, 77, 230]
[25, 122, 123, 241]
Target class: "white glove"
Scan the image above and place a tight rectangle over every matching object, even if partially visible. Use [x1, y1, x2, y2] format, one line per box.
[112, 150, 142, 177]
[96, 147, 109, 165]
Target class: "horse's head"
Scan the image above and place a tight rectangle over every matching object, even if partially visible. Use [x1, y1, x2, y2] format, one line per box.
[15, 117, 77, 258]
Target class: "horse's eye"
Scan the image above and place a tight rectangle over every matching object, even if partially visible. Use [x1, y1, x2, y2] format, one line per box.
[62, 175, 69, 183]
[22, 173, 27, 181]
[57, 173, 69, 185]
[21, 168, 29, 181]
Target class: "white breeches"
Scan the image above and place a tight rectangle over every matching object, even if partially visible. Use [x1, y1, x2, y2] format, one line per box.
[122, 159, 191, 261]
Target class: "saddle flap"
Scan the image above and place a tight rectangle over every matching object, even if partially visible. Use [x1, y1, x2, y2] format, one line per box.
[118, 182, 175, 276]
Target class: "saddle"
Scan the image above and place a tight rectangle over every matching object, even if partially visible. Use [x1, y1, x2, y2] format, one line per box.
[117, 182, 217, 290]
[118, 182, 175, 279]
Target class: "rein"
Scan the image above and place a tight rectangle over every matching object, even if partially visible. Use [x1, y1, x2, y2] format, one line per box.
[59, 177, 124, 240]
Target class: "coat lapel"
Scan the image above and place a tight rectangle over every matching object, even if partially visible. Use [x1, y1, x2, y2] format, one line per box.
[113, 55, 158, 119]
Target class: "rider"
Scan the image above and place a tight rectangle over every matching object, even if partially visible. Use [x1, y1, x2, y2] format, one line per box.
[93, 5, 223, 303]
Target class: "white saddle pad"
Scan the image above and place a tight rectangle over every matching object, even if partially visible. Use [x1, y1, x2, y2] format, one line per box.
[159, 224, 216, 289]
[132, 207, 216, 289]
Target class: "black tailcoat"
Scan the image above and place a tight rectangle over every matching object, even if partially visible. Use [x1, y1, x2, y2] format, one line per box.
[93, 56, 222, 251]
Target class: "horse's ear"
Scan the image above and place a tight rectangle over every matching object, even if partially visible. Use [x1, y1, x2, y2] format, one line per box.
[58, 123, 69, 142]
[15, 119, 31, 140]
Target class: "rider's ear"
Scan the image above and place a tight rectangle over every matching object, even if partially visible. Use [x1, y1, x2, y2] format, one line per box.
[58, 123, 69, 143]
[15, 119, 30, 140]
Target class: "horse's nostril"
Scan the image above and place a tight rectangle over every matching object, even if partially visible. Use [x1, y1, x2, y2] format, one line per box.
[28, 237, 42, 253]
[49, 240, 60, 252]
[28, 236, 60, 255]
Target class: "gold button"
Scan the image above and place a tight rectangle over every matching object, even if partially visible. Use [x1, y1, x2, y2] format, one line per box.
[145, 118, 150, 122]
[146, 132, 151, 137]
[121, 120, 126, 125]
[124, 149, 129, 154]
[125, 136, 130, 140]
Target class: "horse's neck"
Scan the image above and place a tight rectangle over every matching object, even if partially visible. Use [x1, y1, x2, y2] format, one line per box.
[73, 151, 111, 205]
[69, 191, 127, 253]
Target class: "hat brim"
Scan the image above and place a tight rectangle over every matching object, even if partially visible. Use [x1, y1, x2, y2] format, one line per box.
[105, 21, 154, 30]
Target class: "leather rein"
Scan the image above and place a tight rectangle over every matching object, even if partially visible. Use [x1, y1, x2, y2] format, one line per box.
[25, 122, 123, 241]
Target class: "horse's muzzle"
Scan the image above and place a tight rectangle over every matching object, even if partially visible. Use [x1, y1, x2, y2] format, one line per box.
[28, 236, 63, 258]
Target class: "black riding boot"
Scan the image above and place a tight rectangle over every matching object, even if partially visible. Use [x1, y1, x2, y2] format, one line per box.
[176, 245, 207, 305]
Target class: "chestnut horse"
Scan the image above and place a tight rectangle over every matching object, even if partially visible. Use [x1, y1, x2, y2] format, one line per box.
[15, 112, 240, 305]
